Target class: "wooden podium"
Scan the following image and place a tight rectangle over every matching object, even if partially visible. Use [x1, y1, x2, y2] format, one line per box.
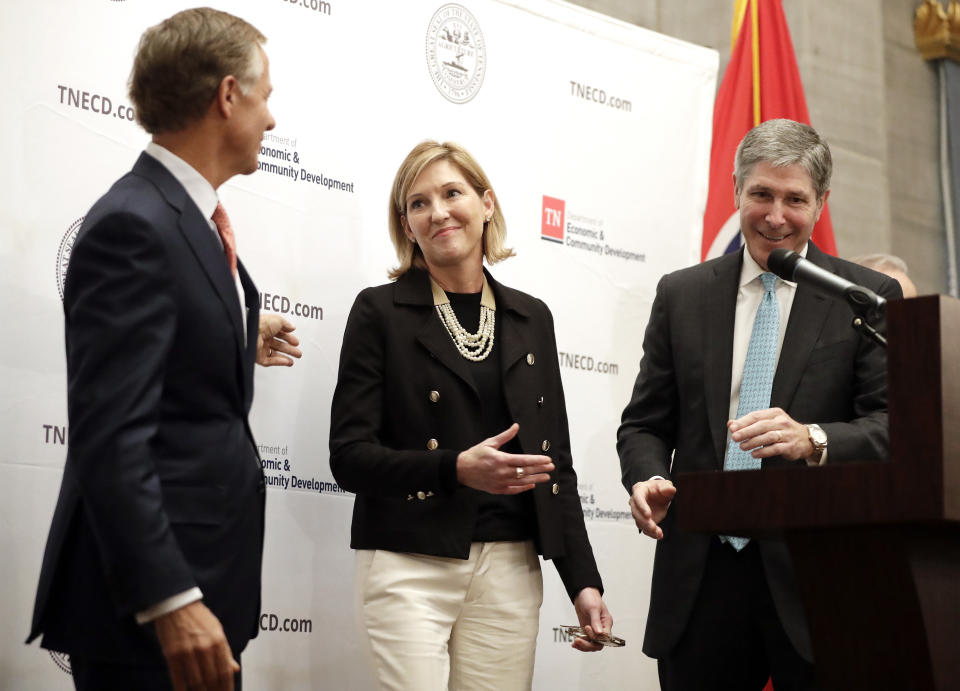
[678, 295, 960, 690]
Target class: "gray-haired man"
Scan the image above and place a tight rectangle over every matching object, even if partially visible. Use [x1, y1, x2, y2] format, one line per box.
[619, 119, 901, 689]
[28, 8, 299, 690]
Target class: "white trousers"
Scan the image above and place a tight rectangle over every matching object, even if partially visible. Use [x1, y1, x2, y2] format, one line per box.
[355, 541, 543, 691]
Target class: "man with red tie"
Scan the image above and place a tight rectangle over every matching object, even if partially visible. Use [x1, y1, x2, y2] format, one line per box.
[27, 9, 299, 690]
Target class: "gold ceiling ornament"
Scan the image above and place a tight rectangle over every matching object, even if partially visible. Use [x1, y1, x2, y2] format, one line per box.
[915, 0, 960, 61]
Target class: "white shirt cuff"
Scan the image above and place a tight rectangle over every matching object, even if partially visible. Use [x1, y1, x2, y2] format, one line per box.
[135, 587, 203, 625]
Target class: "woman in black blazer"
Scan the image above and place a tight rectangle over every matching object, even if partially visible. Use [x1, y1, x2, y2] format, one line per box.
[330, 141, 612, 690]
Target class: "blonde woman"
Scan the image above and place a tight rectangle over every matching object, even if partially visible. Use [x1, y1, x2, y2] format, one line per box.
[330, 141, 612, 690]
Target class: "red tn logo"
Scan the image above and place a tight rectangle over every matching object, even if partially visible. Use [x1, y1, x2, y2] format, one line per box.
[541, 196, 565, 243]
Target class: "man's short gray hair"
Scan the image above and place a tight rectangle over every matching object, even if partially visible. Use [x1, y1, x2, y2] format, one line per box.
[129, 8, 266, 135]
[734, 119, 832, 200]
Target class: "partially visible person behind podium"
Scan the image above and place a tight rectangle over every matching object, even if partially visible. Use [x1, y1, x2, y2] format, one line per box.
[618, 119, 902, 690]
[851, 252, 918, 298]
[329, 140, 612, 690]
[27, 8, 301, 691]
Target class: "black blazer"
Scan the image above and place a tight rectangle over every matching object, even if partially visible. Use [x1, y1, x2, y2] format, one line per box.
[618, 243, 901, 661]
[28, 153, 265, 662]
[329, 268, 601, 600]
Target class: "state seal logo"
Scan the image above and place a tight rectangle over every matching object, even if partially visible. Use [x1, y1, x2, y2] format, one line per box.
[426, 4, 486, 104]
[56, 217, 84, 301]
[49, 650, 72, 675]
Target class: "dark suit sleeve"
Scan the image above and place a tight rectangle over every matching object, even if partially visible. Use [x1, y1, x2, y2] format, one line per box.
[538, 301, 603, 600]
[64, 211, 197, 613]
[818, 274, 902, 462]
[617, 275, 679, 489]
[329, 289, 459, 496]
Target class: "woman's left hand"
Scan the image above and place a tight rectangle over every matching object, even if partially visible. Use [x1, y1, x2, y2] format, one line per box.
[571, 587, 613, 652]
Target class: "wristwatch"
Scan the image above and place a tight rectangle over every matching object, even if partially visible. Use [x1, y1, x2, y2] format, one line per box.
[806, 424, 828, 463]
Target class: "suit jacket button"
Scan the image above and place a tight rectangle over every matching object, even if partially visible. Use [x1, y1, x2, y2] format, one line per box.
[537, 396, 544, 407]
[526, 353, 536, 366]
[427, 438, 438, 451]
[552, 483, 559, 495]
[429, 390, 440, 403]
[541, 439, 551, 452]
[417, 491, 426, 500]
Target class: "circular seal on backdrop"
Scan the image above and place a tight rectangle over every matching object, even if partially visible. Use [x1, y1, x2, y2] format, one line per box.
[56, 217, 84, 302]
[425, 4, 486, 104]
[49, 650, 72, 675]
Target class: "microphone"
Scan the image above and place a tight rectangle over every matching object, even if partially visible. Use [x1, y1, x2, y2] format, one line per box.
[767, 248, 886, 319]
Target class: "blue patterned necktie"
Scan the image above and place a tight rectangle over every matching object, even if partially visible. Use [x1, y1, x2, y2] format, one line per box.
[722, 272, 779, 551]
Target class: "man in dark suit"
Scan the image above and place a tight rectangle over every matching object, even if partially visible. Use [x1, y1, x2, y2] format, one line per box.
[618, 119, 901, 690]
[27, 9, 300, 690]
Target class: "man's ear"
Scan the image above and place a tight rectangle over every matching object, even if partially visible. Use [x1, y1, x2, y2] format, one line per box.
[814, 188, 831, 222]
[215, 75, 240, 119]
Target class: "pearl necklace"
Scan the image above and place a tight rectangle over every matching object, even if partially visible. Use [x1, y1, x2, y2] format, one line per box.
[429, 274, 496, 362]
[436, 302, 495, 361]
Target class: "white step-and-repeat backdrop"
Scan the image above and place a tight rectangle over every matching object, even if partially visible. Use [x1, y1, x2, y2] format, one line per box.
[0, 0, 717, 688]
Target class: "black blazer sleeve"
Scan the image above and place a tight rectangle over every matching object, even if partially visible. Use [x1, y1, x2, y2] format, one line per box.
[617, 274, 680, 489]
[64, 210, 197, 612]
[814, 271, 901, 462]
[329, 287, 459, 496]
[537, 302, 604, 600]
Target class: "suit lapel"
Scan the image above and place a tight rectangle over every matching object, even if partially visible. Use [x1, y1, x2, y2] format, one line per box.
[179, 205, 247, 351]
[416, 310, 479, 397]
[239, 260, 259, 409]
[771, 243, 831, 409]
[488, 272, 531, 377]
[496, 296, 535, 453]
[133, 154, 247, 356]
[703, 251, 742, 468]
[499, 312, 528, 377]
[397, 271, 479, 397]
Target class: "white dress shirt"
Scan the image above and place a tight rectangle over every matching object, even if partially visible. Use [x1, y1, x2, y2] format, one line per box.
[726, 245, 802, 423]
[723, 243, 825, 466]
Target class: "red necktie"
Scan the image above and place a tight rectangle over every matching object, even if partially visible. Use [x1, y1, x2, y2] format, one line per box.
[211, 202, 238, 277]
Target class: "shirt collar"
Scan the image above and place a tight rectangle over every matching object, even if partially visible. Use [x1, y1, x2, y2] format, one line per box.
[739, 241, 808, 289]
[145, 142, 219, 223]
[429, 274, 496, 310]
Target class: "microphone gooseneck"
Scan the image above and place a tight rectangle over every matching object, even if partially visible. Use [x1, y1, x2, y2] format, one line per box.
[763, 248, 887, 347]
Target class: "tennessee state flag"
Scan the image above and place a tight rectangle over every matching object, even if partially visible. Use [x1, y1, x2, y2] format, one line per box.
[702, 0, 836, 260]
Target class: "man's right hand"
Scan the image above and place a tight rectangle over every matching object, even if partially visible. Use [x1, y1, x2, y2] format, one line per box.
[629, 479, 677, 540]
[257, 313, 302, 367]
[154, 601, 239, 691]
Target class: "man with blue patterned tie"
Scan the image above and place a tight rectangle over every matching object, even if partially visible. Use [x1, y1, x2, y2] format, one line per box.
[618, 119, 902, 690]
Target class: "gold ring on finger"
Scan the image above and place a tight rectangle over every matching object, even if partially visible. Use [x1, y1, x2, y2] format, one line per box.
[516, 466, 524, 479]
